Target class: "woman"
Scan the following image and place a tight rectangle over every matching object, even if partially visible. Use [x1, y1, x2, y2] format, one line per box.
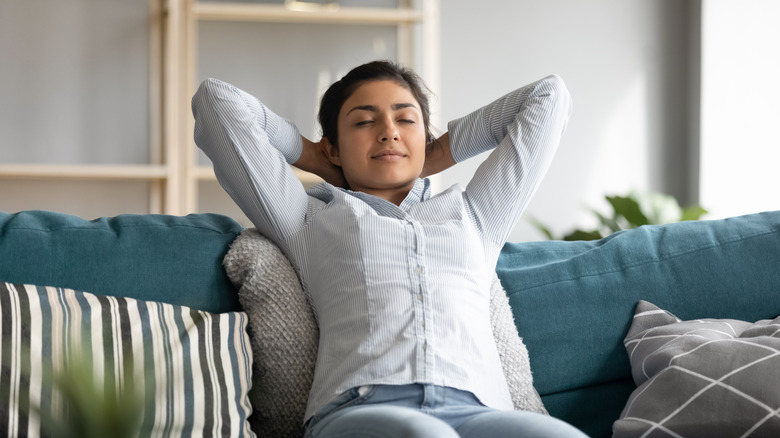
[192, 61, 582, 437]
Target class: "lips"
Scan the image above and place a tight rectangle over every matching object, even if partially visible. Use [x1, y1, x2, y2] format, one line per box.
[371, 149, 406, 160]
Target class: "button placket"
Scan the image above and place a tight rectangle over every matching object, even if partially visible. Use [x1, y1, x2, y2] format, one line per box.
[408, 218, 433, 380]
[404, 216, 429, 378]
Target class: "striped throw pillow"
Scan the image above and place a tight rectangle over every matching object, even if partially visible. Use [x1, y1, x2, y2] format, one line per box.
[0, 282, 254, 437]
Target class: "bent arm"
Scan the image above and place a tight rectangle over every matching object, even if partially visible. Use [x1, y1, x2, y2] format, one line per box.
[294, 137, 347, 188]
[420, 83, 542, 178]
[455, 75, 573, 245]
[192, 78, 309, 244]
[420, 133, 455, 178]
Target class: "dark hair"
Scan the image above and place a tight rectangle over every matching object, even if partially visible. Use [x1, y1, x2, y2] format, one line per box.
[318, 60, 435, 149]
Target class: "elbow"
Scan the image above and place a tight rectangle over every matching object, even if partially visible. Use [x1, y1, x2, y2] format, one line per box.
[197, 77, 226, 96]
[542, 74, 566, 89]
[541, 75, 571, 105]
[540, 74, 573, 126]
[191, 78, 229, 155]
[199, 78, 227, 95]
[191, 78, 223, 117]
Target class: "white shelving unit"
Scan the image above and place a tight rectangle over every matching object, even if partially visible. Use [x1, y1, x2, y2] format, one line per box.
[0, 0, 172, 215]
[178, 0, 440, 216]
[0, 164, 168, 181]
[0, 0, 439, 219]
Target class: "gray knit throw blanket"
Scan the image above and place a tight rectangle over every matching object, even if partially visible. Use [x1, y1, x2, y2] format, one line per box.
[223, 229, 546, 438]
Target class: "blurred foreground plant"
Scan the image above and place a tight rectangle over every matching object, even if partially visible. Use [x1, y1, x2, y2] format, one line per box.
[0, 345, 148, 438]
[36, 354, 144, 438]
[530, 191, 708, 241]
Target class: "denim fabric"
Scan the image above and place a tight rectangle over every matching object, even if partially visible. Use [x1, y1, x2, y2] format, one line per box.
[305, 384, 586, 438]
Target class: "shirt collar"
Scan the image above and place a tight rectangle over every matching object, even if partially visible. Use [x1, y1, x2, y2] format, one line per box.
[398, 178, 430, 210]
[309, 178, 431, 218]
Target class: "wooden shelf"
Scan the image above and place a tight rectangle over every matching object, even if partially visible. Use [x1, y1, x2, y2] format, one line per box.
[2, 0, 436, 218]
[194, 2, 424, 25]
[0, 164, 169, 181]
[194, 165, 322, 185]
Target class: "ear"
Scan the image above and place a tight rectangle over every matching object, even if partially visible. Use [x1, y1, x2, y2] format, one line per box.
[321, 137, 342, 166]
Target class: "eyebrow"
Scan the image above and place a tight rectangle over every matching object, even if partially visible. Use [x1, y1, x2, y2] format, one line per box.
[346, 103, 419, 115]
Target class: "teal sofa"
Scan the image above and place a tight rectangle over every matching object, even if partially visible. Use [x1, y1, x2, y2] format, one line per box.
[1, 209, 779, 437]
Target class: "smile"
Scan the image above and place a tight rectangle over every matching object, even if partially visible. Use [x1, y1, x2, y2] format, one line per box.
[371, 150, 406, 161]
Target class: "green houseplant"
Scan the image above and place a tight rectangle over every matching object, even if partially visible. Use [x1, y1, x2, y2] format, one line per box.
[531, 191, 708, 241]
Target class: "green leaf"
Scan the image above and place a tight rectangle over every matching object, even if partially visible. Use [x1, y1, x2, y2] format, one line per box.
[631, 191, 682, 224]
[606, 195, 649, 228]
[563, 229, 604, 241]
[681, 205, 708, 221]
[591, 209, 621, 234]
[525, 191, 707, 241]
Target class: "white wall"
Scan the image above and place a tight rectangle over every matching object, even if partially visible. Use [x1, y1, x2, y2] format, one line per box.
[3, 0, 735, 240]
[436, 0, 698, 242]
[699, 0, 780, 220]
[0, 0, 150, 165]
[0, 0, 152, 218]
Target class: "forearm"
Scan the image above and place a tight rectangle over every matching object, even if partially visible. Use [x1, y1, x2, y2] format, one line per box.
[293, 137, 326, 174]
[464, 75, 572, 243]
[192, 78, 308, 242]
[446, 78, 571, 163]
[422, 81, 542, 176]
[421, 133, 455, 177]
[193, 78, 303, 164]
[293, 137, 347, 188]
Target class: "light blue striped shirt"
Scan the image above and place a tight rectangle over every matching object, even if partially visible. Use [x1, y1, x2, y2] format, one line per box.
[192, 75, 571, 421]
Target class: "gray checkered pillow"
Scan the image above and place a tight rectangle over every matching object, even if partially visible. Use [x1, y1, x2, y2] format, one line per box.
[614, 300, 780, 438]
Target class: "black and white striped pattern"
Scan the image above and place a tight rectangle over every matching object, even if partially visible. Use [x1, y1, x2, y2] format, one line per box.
[192, 75, 571, 421]
[0, 282, 254, 437]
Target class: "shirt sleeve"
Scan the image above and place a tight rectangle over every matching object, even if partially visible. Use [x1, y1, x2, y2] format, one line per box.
[191, 78, 308, 244]
[451, 75, 572, 245]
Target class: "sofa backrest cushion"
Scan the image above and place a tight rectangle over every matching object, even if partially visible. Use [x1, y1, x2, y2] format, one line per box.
[497, 210, 780, 436]
[0, 210, 244, 313]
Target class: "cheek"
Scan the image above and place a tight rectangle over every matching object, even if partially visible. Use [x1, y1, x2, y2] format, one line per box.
[338, 132, 370, 156]
[409, 129, 427, 155]
[334, 137, 371, 172]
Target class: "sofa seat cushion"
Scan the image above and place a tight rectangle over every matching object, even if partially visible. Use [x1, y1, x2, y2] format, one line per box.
[614, 300, 780, 437]
[0, 282, 254, 437]
[0, 210, 243, 313]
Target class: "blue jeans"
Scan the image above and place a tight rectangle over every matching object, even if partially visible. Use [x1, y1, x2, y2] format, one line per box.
[305, 384, 587, 438]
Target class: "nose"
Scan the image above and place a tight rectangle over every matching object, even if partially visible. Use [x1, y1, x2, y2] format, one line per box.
[378, 120, 399, 143]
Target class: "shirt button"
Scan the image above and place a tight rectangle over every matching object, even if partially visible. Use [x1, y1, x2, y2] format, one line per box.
[417, 293, 423, 302]
[423, 342, 428, 351]
[414, 266, 423, 275]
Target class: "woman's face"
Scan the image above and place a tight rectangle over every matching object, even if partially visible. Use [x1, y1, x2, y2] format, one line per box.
[326, 80, 426, 201]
